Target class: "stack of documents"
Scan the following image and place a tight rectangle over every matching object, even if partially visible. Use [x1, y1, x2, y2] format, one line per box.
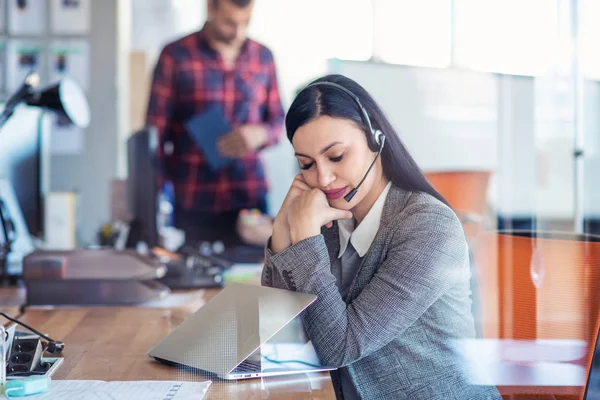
[22, 380, 211, 400]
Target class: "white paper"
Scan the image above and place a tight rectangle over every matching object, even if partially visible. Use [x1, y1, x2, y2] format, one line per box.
[48, 113, 84, 155]
[50, 0, 91, 34]
[8, 0, 47, 35]
[223, 263, 264, 284]
[21, 380, 212, 400]
[49, 39, 90, 91]
[138, 291, 206, 308]
[6, 40, 43, 92]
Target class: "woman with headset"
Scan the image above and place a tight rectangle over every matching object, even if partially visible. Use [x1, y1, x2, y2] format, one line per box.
[261, 74, 500, 399]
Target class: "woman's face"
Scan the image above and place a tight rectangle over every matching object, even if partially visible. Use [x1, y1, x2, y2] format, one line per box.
[292, 116, 384, 211]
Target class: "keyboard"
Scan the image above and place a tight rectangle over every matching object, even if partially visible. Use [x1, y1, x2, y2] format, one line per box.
[232, 359, 262, 373]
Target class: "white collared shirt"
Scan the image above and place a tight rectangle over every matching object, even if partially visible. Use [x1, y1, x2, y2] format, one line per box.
[337, 182, 392, 258]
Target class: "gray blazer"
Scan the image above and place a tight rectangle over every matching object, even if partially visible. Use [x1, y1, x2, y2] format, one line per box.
[262, 185, 501, 399]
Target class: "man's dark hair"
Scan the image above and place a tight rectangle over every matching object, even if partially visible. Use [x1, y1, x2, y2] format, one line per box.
[212, 0, 252, 8]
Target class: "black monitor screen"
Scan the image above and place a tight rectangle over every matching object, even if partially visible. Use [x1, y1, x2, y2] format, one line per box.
[0, 112, 42, 237]
[127, 126, 159, 248]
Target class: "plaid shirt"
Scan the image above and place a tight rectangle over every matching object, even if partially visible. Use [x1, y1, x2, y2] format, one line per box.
[146, 27, 284, 214]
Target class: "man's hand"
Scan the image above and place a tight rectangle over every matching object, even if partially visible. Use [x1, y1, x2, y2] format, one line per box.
[217, 125, 268, 158]
[236, 211, 273, 247]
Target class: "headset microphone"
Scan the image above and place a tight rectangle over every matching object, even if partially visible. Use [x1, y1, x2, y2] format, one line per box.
[344, 134, 385, 203]
[304, 80, 387, 203]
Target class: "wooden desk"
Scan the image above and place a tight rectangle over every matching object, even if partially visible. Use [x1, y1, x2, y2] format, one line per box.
[6, 289, 335, 400]
[0, 287, 591, 399]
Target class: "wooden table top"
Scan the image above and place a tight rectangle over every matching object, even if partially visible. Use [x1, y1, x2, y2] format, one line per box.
[0, 286, 591, 399]
[4, 289, 335, 399]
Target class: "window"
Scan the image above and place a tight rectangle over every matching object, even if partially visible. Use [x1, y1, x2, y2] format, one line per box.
[374, 0, 451, 68]
[581, 0, 600, 79]
[453, 0, 558, 76]
[250, 0, 373, 62]
[324, 0, 374, 61]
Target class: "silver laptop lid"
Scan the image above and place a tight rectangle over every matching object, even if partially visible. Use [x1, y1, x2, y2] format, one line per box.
[147, 283, 317, 375]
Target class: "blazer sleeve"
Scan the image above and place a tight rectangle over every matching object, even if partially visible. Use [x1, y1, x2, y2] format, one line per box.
[261, 238, 287, 288]
[263, 202, 469, 368]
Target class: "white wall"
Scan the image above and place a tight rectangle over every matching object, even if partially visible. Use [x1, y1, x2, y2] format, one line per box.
[130, 0, 600, 220]
[329, 60, 499, 172]
[332, 59, 600, 219]
[50, 0, 130, 245]
[583, 83, 600, 217]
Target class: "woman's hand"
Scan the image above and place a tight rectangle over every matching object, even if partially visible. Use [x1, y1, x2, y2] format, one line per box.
[271, 174, 312, 253]
[288, 189, 353, 245]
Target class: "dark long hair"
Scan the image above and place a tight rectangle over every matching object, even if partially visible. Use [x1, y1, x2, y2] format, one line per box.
[285, 74, 449, 207]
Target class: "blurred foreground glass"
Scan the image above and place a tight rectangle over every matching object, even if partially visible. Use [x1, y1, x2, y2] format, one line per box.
[469, 230, 600, 342]
[455, 229, 600, 398]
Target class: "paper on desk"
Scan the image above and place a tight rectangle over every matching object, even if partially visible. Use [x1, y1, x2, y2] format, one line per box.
[137, 291, 206, 308]
[223, 263, 264, 284]
[24, 380, 211, 400]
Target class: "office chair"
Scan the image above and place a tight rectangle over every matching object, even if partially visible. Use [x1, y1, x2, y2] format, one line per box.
[470, 230, 600, 345]
[424, 170, 492, 230]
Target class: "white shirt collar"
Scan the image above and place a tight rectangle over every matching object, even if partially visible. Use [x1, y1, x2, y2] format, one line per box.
[337, 182, 392, 258]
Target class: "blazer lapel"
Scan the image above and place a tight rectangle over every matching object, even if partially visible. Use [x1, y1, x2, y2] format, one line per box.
[345, 186, 413, 301]
[322, 223, 340, 264]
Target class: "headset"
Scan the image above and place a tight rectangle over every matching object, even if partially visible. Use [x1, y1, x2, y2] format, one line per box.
[305, 81, 386, 202]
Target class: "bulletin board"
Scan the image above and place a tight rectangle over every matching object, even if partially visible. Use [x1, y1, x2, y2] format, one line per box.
[0, 0, 91, 154]
[0, 0, 91, 99]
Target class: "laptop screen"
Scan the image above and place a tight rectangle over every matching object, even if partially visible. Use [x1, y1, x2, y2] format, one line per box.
[585, 326, 600, 399]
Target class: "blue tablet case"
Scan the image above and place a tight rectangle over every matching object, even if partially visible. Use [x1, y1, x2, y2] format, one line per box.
[185, 105, 233, 172]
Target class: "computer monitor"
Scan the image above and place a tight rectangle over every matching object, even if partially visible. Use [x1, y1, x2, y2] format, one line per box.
[0, 107, 42, 237]
[126, 126, 159, 248]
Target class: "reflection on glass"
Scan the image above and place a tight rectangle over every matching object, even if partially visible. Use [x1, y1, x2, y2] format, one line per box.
[254, 316, 325, 373]
[585, 330, 600, 399]
[529, 246, 545, 288]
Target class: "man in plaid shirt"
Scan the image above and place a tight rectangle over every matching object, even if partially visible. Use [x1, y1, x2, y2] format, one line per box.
[146, 0, 284, 246]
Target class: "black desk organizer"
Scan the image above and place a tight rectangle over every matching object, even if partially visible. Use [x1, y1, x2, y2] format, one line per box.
[158, 244, 264, 290]
[23, 249, 170, 306]
[159, 252, 229, 290]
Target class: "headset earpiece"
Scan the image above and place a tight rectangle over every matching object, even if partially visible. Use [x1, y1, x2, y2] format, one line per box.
[303, 80, 386, 203]
[370, 130, 385, 152]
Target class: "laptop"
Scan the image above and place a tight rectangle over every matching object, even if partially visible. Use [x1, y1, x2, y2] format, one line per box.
[584, 325, 600, 399]
[147, 283, 336, 380]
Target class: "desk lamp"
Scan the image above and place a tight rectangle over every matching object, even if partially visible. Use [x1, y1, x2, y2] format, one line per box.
[0, 71, 90, 130]
[0, 71, 90, 280]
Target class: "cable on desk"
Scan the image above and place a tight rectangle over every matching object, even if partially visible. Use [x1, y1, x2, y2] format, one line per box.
[262, 355, 322, 369]
[0, 312, 64, 354]
[18, 303, 27, 318]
